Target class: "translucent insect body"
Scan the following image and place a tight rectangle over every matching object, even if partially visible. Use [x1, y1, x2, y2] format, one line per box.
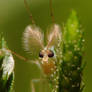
[23, 24, 62, 76]
[23, 0, 62, 92]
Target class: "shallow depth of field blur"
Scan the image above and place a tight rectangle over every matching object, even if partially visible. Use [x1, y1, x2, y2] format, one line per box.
[0, 0, 91, 92]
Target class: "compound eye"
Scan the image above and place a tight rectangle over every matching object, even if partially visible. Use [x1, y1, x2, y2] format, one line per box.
[39, 52, 44, 58]
[48, 50, 54, 57]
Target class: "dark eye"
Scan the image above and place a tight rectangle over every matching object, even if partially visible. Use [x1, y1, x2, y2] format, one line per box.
[39, 52, 44, 58]
[48, 51, 54, 57]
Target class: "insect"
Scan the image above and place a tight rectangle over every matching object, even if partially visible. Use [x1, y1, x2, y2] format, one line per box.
[23, 0, 62, 92]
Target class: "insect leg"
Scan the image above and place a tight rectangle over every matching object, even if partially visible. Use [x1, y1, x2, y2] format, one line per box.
[31, 78, 48, 92]
[24, 0, 35, 24]
[49, 0, 55, 23]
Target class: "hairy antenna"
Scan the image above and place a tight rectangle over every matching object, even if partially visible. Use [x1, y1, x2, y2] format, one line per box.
[24, 0, 35, 24]
[49, 0, 55, 23]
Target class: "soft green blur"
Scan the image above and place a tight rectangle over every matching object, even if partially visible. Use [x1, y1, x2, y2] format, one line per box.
[0, 0, 91, 92]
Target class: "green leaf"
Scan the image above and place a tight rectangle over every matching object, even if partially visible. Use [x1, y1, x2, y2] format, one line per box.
[60, 10, 85, 92]
[0, 35, 15, 92]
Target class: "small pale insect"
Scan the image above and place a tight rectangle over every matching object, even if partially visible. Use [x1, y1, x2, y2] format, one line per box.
[23, 24, 61, 76]
[23, 0, 62, 91]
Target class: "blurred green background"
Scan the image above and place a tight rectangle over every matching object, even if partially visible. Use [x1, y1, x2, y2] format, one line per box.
[0, 0, 91, 92]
